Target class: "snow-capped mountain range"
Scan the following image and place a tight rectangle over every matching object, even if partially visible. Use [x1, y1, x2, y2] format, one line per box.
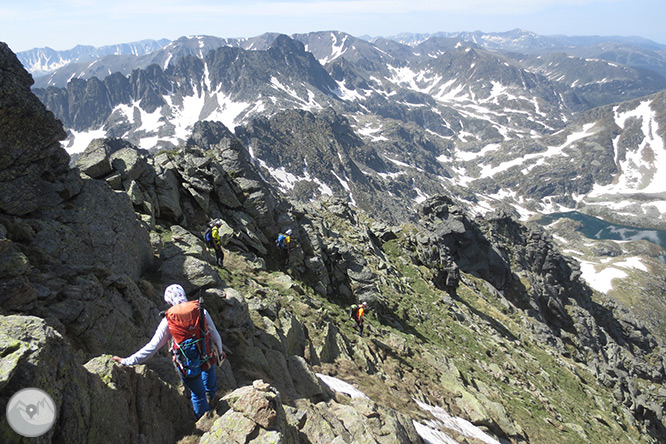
[17, 39, 171, 79]
[18, 30, 666, 231]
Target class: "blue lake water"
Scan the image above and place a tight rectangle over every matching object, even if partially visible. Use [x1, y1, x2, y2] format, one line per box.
[537, 211, 666, 257]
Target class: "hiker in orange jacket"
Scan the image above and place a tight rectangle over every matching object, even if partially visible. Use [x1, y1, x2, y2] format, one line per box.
[112, 284, 223, 418]
[351, 301, 368, 336]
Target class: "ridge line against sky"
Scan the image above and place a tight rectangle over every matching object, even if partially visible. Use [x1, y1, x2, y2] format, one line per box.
[2, 0, 665, 52]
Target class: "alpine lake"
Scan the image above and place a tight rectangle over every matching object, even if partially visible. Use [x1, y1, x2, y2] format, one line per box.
[537, 211, 666, 262]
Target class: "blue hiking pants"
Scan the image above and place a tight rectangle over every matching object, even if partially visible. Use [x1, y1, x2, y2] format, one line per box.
[182, 366, 217, 418]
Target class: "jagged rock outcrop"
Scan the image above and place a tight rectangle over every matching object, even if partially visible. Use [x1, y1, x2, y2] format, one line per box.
[0, 42, 81, 216]
[413, 195, 510, 292]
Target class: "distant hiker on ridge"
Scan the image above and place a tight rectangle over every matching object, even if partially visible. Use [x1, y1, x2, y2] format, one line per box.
[349, 301, 368, 336]
[204, 219, 228, 267]
[112, 284, 224, 418]
[275, 229, 292, 265]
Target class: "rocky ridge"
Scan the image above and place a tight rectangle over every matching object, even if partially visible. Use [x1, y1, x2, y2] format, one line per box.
[2, 41, 666, 444]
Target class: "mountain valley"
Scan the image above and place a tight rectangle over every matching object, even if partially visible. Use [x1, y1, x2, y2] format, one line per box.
[2, 28, 666, 443]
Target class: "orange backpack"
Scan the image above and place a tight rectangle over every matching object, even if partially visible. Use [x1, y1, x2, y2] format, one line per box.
[166, 300, 215, 375]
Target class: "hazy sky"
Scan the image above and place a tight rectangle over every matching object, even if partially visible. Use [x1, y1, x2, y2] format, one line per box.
[2, 0, 665, 53]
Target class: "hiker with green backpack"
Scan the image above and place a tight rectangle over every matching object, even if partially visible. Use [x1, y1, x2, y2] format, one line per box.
[112, 284, 224, 418]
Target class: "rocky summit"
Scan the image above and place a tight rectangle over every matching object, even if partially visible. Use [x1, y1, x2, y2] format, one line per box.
[2, 41, 666, 444]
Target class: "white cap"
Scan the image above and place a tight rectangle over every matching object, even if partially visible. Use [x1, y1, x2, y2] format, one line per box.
[164, 284, 187, 306]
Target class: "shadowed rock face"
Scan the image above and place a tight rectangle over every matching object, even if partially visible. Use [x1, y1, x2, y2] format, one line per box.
[0, 43, 80, 216]
[414, 195, 511, 291]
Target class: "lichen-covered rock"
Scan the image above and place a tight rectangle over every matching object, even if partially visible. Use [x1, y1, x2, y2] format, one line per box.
[287, 356, 323, 398]
[200, 382, 299, 444]
[85, 356, 194, 442]
[0, 315, 192, 444]
[317, 322, 352, 363]
[158, 251, 222, 292]
[298, 396, 423, 444]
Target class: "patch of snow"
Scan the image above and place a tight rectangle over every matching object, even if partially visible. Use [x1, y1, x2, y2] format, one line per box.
[164, 93, 201, 141]
[161, 89, 249, 144]
[560, 123, 596, 148]
[163, 53, 173, 70]
[138, 135, 160, 150]
[478, 131, 582, 179]
[316, 374, 498, 444]
[413, 421, 460, 444]
[64, 127, 106, 154]
[487, 81, 507, 102]
[426, 129, 449, 141]
[579, 261, 627, 293]
[386, 156, 424, 172]
[314, 178, 334, 196]
[268, 166, 300, 190]
[416, 400, 501, 444]
[320, 33, 348, 65]
[356, 124, 389, 142]
[315, 374, 367, 399]
[332, 171, 351, 192]
[333, 80, 369, 102]
[615, 257, 648, 272]
[256, 160, 331, 197]
[206, 91, 251, 130]
[414, 188, 429, 204]
[433, 79, 466, 102]
[138, 107, 163, 133]
[455, 143, 500, 162]
[532, 97, 546, 116]
[537, 196, 576, 215]
[387, 65, 443, 96]
[644, 201, 666, 212]
[332, 171, 356, 206]
[589, 100, 665, 197]
[270, 77, 322, 111]
[377, 171, 406, 180]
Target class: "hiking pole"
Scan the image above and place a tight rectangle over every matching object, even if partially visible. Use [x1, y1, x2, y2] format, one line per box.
[197, 289, 207, 359]
[198, 289, 205, 335]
